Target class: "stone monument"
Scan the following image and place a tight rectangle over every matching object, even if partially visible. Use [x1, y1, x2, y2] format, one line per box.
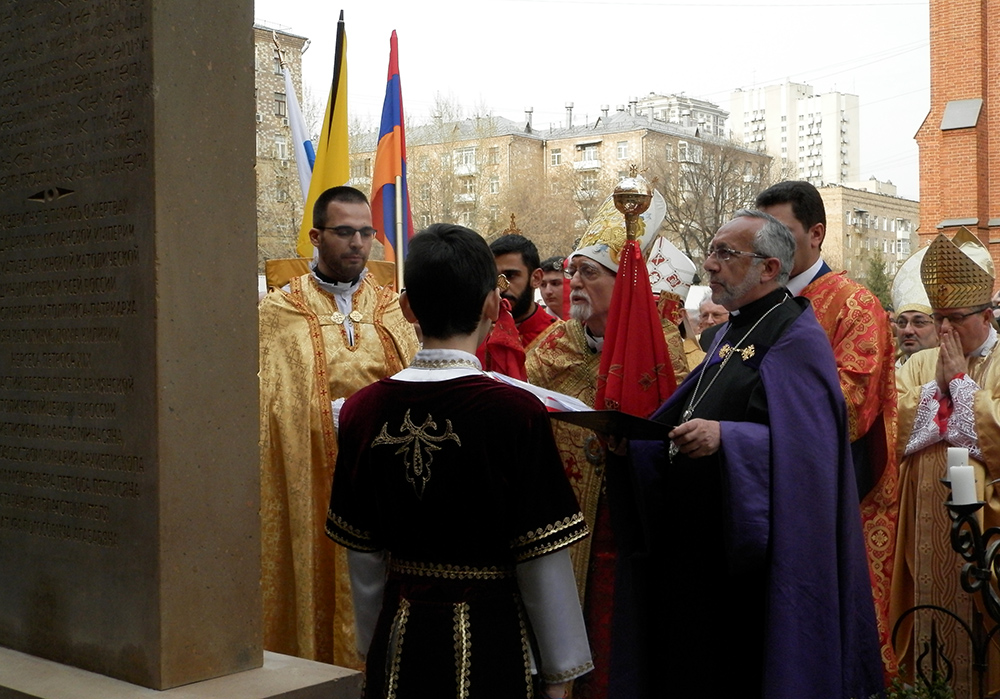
[0, 1, 358, 696]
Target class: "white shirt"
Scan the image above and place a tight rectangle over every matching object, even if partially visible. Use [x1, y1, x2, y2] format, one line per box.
[785, 257, 825, 297]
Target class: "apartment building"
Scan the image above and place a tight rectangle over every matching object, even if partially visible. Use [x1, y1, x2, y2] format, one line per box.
[818, 182, 919, 281]
[253, 23, 308, 270]
[730, 81, 860, 187]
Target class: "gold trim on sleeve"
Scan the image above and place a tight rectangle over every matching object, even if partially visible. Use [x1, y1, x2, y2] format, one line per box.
[511, 512, 586, 547]
[324, 511, 379, 552]
[326, 510, 372, 540]
[514, 526, 590, 563]
[540, 660, 596, 684]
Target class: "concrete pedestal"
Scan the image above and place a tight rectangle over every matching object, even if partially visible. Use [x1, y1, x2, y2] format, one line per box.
[0, 648, 362, 699]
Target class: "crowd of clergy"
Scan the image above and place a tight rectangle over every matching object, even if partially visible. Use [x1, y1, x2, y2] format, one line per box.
[257, 178, 1000, 699]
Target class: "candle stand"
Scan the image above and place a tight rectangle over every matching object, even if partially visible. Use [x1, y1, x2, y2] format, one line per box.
[892, 491, 1000, 699]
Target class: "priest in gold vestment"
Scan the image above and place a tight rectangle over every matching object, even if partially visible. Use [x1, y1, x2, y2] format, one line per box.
[526, 192, 685, 698]
[259, 187, 418, 666]
[890, 231, 1000, 696]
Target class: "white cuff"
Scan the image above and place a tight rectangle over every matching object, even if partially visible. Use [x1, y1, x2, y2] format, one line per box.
[347, 549, 387, 656]
[946, 375, 983, 461]
[516, 549, 593, 683]
[905, 381, 945, 456]
[332, 397, 346, 434]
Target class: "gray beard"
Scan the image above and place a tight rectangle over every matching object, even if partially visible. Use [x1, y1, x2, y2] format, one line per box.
[569, 300, 591, 323]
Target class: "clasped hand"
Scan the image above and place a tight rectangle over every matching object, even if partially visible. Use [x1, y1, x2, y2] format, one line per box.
[936, 328, 968, 395]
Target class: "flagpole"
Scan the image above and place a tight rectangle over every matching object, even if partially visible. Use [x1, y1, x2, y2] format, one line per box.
[394, 174, 404, 289]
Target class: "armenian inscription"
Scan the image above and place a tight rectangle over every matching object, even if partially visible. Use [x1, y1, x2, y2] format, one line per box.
[0, 1, 151, 555]
[0, 0, 263, 689]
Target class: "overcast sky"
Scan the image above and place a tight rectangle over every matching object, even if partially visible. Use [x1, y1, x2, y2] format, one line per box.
[253, 0, 930, 200]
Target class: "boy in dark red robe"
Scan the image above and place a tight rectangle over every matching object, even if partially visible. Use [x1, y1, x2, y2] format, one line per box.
[326, 223, 592, 698]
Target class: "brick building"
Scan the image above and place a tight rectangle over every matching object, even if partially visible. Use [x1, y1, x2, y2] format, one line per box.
[915, 0, 1000, 282]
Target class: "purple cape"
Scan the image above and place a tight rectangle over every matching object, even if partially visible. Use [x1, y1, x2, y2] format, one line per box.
[630, 307, 883, 699]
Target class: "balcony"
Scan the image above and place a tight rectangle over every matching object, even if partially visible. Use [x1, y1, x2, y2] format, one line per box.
[573, 159, 602, 171]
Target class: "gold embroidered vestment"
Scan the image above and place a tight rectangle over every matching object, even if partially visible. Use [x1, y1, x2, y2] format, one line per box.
[259, 272, 418, 665]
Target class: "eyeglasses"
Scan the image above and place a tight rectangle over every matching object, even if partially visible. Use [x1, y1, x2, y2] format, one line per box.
[931, 308, 988, 325]
[317, 226, 377, 240]
[564, 262, 611, 281]
[894, 317, 933, 329]
[706, 246, 768, 262]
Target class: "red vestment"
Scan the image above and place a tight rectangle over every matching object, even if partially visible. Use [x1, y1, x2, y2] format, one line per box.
[802, 270, 899, 678]
[517, 304, 557, 349]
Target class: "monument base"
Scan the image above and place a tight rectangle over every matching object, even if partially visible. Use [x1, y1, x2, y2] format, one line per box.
[0, 648, 362, 699]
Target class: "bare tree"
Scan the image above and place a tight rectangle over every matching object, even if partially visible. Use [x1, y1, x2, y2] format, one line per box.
[650, 139, 772, 268]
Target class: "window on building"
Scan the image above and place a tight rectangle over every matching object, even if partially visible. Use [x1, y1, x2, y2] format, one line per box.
[420, 213, 431, 227]
[440, 153, 450, 168]
[274, 134, 287, 160]
[665, 143, 674, 161]
[617, 141, 628, 159]
[461, 177, 475, 195]
[419, 184, 430, 201]
[350, 158, 370, 179]
[273, 57, 282, 74]
[678, 142, 702, 164]
[582, 145, 598, 162]
[275, 93, 287, 118]
[489, 146, 500, 164]
[580, 171, 598, 192]
[457, 147, 477, 167]
[489, 176, 499, 194]
[276, 189, 288, 203]
[551, 149, 562, 166]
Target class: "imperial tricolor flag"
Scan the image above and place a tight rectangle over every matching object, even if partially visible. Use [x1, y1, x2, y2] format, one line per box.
[282, 59, 314, 203]
[370, 30, 413, 264]
[296, 11, 350, 259]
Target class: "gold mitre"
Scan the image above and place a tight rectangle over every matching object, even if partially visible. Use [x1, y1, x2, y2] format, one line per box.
[920, 228, 995, 309]
[891, 246, 931, 315]
[572, 187, 666, 273]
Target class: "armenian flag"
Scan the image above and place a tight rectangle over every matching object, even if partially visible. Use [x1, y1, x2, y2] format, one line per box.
[370, 30, 413, 266]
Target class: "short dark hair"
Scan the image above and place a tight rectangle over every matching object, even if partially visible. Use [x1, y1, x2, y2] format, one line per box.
[490, 234, 541, 272]
[405, 224, 496, 339]
[312, 186, 369, 228]
[755, 180, 826, 231]
[539, 256, 566, 273]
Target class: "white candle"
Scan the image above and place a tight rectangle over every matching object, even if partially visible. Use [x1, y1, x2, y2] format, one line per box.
[948, 447, 970, 469]
[950, 465, 978, 505]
